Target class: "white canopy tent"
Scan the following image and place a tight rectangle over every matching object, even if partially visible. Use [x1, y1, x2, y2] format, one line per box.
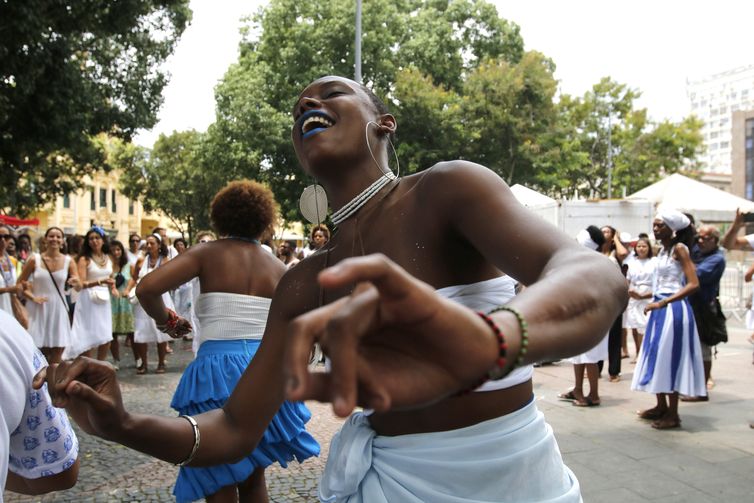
[510, 184, 559, 227]
[626, 173, 754, 222]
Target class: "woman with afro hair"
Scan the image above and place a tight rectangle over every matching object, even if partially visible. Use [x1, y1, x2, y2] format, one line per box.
[133, 180, 319, 503]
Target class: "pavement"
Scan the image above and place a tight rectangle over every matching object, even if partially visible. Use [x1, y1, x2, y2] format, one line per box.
[5, 324, 754, 502]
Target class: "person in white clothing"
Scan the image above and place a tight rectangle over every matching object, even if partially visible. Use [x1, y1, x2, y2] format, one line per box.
[48, 76, 627, 503]
[17, 227, 80, 364]
[130, 233, 173, 374]
[67, 227, 117, 361]
[624, 237, 655, 361]
[1, 310, 79, 499]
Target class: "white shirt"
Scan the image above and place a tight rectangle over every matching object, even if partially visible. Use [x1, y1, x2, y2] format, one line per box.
[0, 311, 78, 498]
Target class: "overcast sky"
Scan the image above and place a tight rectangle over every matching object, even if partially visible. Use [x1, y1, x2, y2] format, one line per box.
[134, 0, 754, 147]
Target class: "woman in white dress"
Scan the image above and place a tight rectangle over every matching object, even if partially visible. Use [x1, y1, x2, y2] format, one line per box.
[67, 227, 118, 360]
[17, 227, 80, 364]
[624, 237, 656, 361]
[0, 224, 19, 316]
[632, 209, 705, 429]
[559, 226, 608, 407]
[131, 233, 173, 374]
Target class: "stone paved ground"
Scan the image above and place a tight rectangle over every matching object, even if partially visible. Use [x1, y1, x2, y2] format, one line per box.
[5, 323, 754, 502]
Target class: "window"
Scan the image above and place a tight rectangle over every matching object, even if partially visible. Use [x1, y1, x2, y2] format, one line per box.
[710, 131, 719, 139]
[128, 199, 134, 215]
[90, 189, 95, 210]
[63, 193, 70, 208]
[720, 141, 730, 149]
[710, 143, 718, 150]
[111, 189, 117, 213]
[99, 188, 107, 208]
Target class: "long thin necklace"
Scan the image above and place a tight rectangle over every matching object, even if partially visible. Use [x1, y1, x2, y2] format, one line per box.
[92, 253, 107, 268]
[331, 172, 397, 226]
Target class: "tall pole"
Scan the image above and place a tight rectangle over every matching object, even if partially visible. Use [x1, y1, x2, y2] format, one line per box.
[354, 0, 362, 83]
[606, 110, 613, 199]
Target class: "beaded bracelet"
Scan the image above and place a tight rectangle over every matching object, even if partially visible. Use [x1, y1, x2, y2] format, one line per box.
[175, 415, 201, 466]
[156, 308, 179, 334]
[488, 306, 529, 368]
[458, 312, 508, 394]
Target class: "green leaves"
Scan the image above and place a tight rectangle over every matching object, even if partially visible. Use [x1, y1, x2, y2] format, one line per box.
[0, 0, 191, 216]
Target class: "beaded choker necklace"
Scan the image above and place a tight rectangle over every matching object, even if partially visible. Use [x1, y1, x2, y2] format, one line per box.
[331, 172, 397, 226]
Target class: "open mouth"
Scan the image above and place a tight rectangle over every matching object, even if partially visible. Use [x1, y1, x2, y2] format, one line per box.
[299, 110, 335, 139]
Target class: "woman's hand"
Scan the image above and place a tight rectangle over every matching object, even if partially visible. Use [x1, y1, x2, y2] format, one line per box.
[46, 357, 129, 440]
[628, 289, 641, 300]
[284, 254, 498, 418]
[30, 295, 48, 305]
[746, 270, 753, 283]
[102, 278, 115, 287]
[110, 288, 120, 298]
[645, 299, 666, 313]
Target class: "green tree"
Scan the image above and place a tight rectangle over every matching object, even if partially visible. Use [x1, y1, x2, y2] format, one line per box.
[207, 0, 524, 220]
[116, 131, 208, 242]
[536, 78, 703, 199]
[0, 0, 191, 216]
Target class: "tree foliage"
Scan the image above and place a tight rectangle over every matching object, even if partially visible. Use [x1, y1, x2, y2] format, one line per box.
[207, 0, 525, 220]
[534, 78, 704, 199]
[0, 0, 191, 216]
[115, 131, 211, 242]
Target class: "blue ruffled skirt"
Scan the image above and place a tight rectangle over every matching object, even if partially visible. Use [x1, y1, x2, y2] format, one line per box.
[170, 339, 320, 503]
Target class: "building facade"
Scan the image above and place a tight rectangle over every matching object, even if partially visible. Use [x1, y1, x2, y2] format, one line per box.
[687, 64, 754, 174]
[731, 109, 754, 201]
[31, 170, 177, 242]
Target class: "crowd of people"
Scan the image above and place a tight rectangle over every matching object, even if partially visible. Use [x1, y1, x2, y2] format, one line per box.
[0, 75, 751, 502]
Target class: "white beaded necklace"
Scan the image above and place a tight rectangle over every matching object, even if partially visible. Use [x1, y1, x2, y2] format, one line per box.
[331, 172, 397, 226]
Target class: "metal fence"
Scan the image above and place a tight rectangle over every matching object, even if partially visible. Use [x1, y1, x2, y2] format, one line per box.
[720, 262, 752, 321]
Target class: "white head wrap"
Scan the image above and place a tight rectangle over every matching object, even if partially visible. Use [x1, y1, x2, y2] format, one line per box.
[655, 207, 690, 232]
[151, 233, 162, 243]
[576, 229, 600, 251]
[619, 231, 633, 244]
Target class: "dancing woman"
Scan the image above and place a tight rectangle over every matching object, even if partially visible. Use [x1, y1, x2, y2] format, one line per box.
[131, 234, 173, 374]
[137, 180, 319, 503]
[17, 227, 80, 364]
[67, 227, 117, 360]
[50, 76, 626, 502]
[632, 209, 706, 429]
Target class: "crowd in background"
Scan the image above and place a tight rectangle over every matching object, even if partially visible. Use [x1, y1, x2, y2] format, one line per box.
[0, 221, 331, 373]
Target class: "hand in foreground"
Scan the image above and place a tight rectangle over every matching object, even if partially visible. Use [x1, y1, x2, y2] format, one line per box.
[46, 358, 127, 440]
[284, 254, 498, 418]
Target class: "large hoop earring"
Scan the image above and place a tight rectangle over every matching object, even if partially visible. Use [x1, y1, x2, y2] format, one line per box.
[366, 121, 400, 179]
[299, 182, 328, 225]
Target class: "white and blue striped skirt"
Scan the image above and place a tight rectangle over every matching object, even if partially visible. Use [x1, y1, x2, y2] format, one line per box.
[631, 294, 706, 397]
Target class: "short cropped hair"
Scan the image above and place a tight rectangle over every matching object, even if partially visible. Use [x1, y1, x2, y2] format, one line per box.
[210, 180, 278, 240]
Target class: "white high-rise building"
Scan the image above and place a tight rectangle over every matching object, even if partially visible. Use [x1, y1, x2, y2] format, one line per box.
[687, 64, 754, 174]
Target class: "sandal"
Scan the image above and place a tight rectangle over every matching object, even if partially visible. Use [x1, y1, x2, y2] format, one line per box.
[652, 417, 681, 430]
[136, 366, 147, 375]
[558, 390, 577, 401]
[573, 397, 600, 407]
[637, 408, 666, 420]
[155, 365, 166, 374]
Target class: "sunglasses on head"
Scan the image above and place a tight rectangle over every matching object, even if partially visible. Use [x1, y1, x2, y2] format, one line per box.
[0, 235, 12, 240]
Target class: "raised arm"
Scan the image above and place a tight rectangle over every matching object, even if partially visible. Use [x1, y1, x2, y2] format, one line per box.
[431, 162, 627, 364]
[136, 253, 196, 325]
[721, 209, 753, 251]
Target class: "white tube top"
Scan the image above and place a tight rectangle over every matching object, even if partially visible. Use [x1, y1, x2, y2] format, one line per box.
[436, 275, 533, 392]
[193, 292, 271, 347]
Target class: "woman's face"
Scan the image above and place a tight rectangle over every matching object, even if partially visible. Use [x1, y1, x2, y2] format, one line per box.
[652, 219, 671, 240]
[45, 229, 64, 251]
[175, 241, 187, 254]
[291, 76, 382, 174]
[19, 236, 31, 251]
[112, 245, 123, 260]
[635, 240, 650, 258]
[5, 237, 15, 255]
[312, 230, 327, 248]
[601, 227, 614, 242]
[0, 227, 9, 253]
[145, 236, 159, 256]
[87, 231, 103, 252]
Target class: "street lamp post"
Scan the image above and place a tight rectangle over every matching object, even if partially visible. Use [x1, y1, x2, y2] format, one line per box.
[354, 0, 362, 83]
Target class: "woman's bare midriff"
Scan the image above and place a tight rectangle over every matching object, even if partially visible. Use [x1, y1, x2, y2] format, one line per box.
[368, 379, 533, 436]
